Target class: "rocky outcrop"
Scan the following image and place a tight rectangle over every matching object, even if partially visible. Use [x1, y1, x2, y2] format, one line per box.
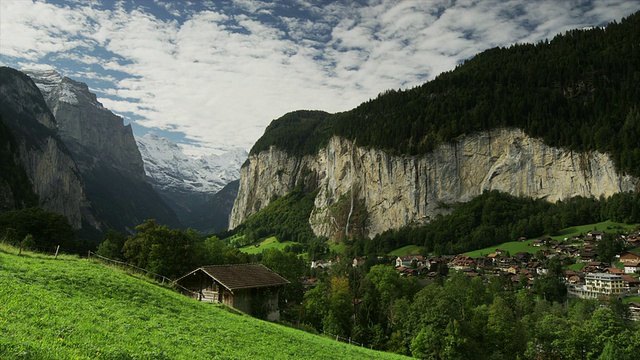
[0, 67, 94, 229]
[230, 129, 637, 240]
[25, 70, 145, 181]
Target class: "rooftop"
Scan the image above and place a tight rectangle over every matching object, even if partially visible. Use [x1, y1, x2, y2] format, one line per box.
[176, 264, 289, 292]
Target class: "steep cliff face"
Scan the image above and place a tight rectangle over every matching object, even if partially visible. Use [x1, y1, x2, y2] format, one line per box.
[0, 67, 94, 229]
[230, 129, 637, 240]
[25, 70, 145, 181]
[23, 69, 180, 233]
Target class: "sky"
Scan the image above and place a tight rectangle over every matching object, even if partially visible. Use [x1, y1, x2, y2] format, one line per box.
[1, 0, 639, 156]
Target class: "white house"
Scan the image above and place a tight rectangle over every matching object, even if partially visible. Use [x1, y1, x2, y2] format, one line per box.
[624, 261, 640, 274]
[567, 273, 625, 299]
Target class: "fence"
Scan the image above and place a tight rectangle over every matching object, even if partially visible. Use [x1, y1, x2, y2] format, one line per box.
[322, 331, 371, 349]
[87, 251, 197, 296]
[88, 251, 173, 284]
[0, 240, 81, 259]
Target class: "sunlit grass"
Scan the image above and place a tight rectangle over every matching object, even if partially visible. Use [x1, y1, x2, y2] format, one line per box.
[238, 236, 303, 255]
[388, 245, 425, 257]
[0, 246, 407, 359]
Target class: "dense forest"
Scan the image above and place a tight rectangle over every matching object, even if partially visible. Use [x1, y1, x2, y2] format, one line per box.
[0, 207, 82, 253]
[299, 261, 640, 359]
[251, 12, 640, 177]
[221, 185, 640, 260]
[229, 184, 318, 247]
[352, 190, 640, 257]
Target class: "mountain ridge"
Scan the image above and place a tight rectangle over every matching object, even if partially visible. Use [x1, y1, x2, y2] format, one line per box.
[136, 133, 246, 223]
[230, 11, 640, 239]
[0, 67, 95, 230]
[1, 67, 181, 237]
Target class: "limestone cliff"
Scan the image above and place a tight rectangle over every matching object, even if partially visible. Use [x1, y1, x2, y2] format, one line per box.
[230, 129, 637, 240]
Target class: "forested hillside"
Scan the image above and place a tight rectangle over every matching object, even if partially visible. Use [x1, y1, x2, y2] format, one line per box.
[252, 12, 640, 175]
[352, 190, 640, 257]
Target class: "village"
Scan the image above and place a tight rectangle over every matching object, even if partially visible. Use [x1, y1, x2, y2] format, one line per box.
[308, 229, 640, 321]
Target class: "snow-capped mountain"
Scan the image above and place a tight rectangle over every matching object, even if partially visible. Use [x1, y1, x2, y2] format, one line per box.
[136, 133, 247, 221]
[24, 69, 104, 109]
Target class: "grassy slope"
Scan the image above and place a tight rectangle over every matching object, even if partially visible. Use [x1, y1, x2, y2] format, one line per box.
[388, 245, 425, 257]
[464, 239, 541, 258]
[238, 236, 302, 255]
[0, 247, 407, 360]
[464, 221, 638, 258]
[623, 295, 640, 304]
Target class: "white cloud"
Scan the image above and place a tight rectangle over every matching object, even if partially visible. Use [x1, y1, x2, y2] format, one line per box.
[1, 0, 639, 156]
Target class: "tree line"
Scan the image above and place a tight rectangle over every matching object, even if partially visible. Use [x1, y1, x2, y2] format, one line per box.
[346, 190, 640, 258]
[0, 207, 83, 253]
[230, 185, 318, 246]
[296, 259, 639, 359]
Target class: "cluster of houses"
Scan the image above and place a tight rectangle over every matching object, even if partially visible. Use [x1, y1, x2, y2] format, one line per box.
[171, 230, 640, 322]
[392, 230, 640, 319]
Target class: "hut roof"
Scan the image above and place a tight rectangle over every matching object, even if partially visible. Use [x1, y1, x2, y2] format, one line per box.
[176, 264, 289, 292]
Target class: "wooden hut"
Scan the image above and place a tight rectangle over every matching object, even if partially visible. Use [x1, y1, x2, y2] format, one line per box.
[174, 264, 289, 321]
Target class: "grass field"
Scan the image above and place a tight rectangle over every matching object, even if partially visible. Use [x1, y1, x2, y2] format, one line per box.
[623, 295, 640, 304]
[568, 262, 586, 271]
[622, 295, 640, 304]
[0, 245, 407, 359]
[328, 241, 349, 256]
[238, 236, 303, 255]
[388, 245, 425, 257]
[465, 221, 638, 258]
[552, 220, 638, 240]
[465, 239, 540, 258]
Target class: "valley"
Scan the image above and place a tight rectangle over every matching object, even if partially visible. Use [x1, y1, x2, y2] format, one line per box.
[1, 7, 640, 359]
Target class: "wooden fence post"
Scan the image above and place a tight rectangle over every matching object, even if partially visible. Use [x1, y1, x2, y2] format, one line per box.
[54, 245, 60, 259]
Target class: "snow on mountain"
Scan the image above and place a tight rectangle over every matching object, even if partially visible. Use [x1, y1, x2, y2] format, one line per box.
[136, 133, 247, 196]
[24, 69, 103, 108]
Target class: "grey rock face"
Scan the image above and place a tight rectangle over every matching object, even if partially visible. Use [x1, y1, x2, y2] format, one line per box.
[25, 70, 145, 181]
[0, 67, 94, 229]
[23, 69, 180, 233]
[230, 129, 637, 240]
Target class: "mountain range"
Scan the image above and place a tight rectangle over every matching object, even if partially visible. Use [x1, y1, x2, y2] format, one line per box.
[0, 67, 243, 240]
[2, 11, 640, 247]
[136, 133, 246, 232]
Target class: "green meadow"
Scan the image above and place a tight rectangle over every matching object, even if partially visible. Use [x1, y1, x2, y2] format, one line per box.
[0, 245, 407, 359]
[237, 236, 302, 255]
[388, 245, 425, 257]
[464, 221, 638, 258]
